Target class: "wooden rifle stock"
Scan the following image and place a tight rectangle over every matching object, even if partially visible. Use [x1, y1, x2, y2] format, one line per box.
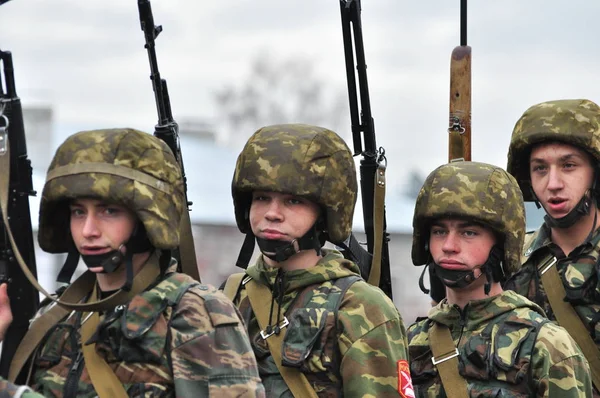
[448, 45, 472, 162]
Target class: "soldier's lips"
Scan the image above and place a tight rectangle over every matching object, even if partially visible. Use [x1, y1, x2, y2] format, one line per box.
[438, 261, 468, 270]
[545, 199, 568, 214]
[261, 230, 287, 239]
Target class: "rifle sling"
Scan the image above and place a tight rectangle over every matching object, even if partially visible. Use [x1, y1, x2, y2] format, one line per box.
[222, 273, 244, 302]
[80, 285, 128, 398]
[429, 323, 468, 397]
[0, 139, 155, 312]
[178, 209, 200, 282]
[9, 259, 160, 383]
[538, 256, 600, 390]
[245, 278, 318, 398]
[367, 163, 385, 287]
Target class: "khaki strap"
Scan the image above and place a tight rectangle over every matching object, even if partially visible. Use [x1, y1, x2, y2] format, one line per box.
[539, 257, 600, 390]
[367, 163, 386, 287]
[80, 285, 128, 398]
[245, 279, 318, 398]
[429, 323, 469, 397]
[46, 163, 174, 195]
[0, 139, 153, 312]
[9, 259, 161, 382]
[178, 208, 200, 282]
[222, 273, 244, 301]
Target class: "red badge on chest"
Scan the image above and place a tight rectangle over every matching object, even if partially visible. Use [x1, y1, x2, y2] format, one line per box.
[397, 359, 415, 398]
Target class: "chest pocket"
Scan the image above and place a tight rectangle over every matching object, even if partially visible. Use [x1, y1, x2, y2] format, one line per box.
[96, 272, 197, 365]
[280, 276, 360, 376]
[561, 258, 599, 305]
[459, 317, 542, 397]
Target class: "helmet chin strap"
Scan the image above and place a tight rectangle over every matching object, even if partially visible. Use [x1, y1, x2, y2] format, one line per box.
[235, 223, 323, 269]
[57, 223, 153, 292]
[420, 245, 504, 296]
[531, 184, 595, 230]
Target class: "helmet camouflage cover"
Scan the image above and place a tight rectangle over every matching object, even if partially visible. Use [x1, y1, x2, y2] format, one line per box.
[507, 99, 600, 200]
[39, 128, 184, 253]
[232, 123, 357, 244]
[412, 161, 525, 274]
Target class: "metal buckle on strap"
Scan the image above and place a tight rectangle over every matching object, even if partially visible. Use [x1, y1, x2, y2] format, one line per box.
[260, 317, 290, 340]
[242, 275, 252, 285]
[539, 257, 558, 276]
[431, 348, 459, 366]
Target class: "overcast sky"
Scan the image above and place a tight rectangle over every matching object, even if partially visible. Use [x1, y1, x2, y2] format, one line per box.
[1, 0, 599, 196]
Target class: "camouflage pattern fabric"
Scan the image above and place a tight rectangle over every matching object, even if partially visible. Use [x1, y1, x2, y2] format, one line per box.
[504, 223, 600, 396]
[232, 124, 357, 244]
[507, 99, 600, 201]
[0, 378, 42, 398]
[30, 254, 265, 397]
[407, 290, 592, 397]
[412, 161, 525, 274]
[234, 249, 409, 397]
[39, 128, 185, 253]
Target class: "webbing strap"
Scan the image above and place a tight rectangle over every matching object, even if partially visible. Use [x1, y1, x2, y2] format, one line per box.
[81, 285, 128, 398]
[178, 209, 200, 282]
[245, 279, 318, 398]
[222, 273, 245, 302]
[8, 258, 161, 382]
[429, 323, 468, 397]
[539, 256, 600, 390]
[367, 163, 386, 287]
[0, 140, 154, 312]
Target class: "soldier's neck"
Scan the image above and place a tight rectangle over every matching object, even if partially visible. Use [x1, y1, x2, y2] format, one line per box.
[550, 208, 600, 256]
[446, 280, 503, 310]
[263, 250, 322, 272]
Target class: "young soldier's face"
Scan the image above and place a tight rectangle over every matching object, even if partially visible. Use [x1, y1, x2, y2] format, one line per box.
[429, 218, 496, 276]
[529, 142, 594, 220]
[69, 198, 137, 273]
[249, 191, 320, 242]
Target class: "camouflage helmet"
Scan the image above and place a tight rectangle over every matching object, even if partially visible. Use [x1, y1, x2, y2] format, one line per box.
[507, 99, 600, 201]
[232, 123, 358, 243]
[412, 161, 525, 274]
[39, 128, 185, 253]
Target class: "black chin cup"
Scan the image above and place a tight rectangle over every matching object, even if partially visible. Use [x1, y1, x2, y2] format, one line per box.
[429, 246, 505, 296]
[256, 225, 322, 262]
[236, 224, 323, 269]
[56, 222, 153, 291]
[81, 246, 125, 273]
[544, 192, 592, 229]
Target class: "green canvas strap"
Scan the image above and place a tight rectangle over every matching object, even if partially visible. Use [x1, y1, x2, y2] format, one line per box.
[538, 256, 600, 390]
[222, 273, 245, 302]
[429, 323, 468, 397]
[245, 278, 318, 398]
[367, 163, 386, 287]
[80, 285, 128, 398]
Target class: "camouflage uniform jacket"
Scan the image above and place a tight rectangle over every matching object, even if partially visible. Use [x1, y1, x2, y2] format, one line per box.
[504, 222, 600, 352]
[29, 253, 265, 397]
[234, 249, 410, 397]
[407, 290, 592, 397]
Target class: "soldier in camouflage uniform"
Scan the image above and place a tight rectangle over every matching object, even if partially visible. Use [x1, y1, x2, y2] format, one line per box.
[504, 99, 600, 395]
[408, 161, 592, 397]
[225, 124, 412, 397]
[6, 128, 264, 397]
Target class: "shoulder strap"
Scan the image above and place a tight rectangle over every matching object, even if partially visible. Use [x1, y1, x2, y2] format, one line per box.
[245, 279, 318, 398]
[538, 256, 600, 390]
[80, 285, 128, 398]
[428, 323, 468, 397]
[223, 273, 245, 302]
